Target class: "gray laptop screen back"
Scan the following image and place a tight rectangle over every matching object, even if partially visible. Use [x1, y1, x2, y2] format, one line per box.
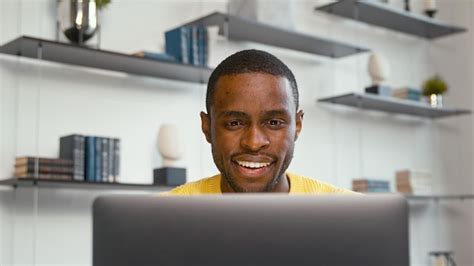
[93, 194, 409, 266]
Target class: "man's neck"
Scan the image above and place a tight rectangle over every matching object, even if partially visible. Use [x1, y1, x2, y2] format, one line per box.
[220, 174, 290, 193]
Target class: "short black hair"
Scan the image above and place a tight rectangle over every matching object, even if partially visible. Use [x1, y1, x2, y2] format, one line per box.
[206, 49, 298, 113]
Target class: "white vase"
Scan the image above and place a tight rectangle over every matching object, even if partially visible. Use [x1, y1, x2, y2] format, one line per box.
[157, 124, 183, 167]
[57, 0, 98, 45]
[368, 53, 391, 86]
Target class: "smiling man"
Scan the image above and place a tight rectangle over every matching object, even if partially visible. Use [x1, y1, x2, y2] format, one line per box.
[169, 49, 352, 194]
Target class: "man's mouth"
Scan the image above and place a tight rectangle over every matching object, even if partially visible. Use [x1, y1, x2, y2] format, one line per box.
[232, 159, 274, 178]
[236, 160, 271, 169]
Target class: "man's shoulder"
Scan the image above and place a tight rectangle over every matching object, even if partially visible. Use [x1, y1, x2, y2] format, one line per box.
[288, 173, 356, 194]
[166, 174, 221, 195]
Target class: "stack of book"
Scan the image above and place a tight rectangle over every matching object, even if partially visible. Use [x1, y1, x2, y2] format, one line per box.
[132, 51, 176, 63]
[392, 87, 422, 101]
[60, 134, 120, 183]
[352, 179, 391, 193]
[14, 157, 74, 180]
[396, 169, 432, 194]
[165, 25, 209, 66]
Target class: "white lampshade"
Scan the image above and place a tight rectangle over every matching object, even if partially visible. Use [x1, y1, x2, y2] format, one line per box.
[424, 0, 436, 10]
[368, 52, 391, 85]
[157, 124, 183, 167]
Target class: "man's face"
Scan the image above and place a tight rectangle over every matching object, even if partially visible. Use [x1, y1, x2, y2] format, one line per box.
[201, 73, 303, 193]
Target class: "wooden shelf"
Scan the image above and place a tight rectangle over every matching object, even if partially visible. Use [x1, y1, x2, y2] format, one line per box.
[318, 93, 471, 119]
[316, 0, 467, 39]
[0, 36, 212, 83]
[0, 178, 172, 191]
[179, 12, 369, 58]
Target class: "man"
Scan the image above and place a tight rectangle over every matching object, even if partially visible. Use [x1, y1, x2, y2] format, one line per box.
[169, 49, 352, 194]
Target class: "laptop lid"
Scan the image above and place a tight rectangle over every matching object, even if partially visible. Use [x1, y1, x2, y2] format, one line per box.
[93, 194, 409, 266]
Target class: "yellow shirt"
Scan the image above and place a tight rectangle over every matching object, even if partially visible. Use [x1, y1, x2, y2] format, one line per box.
[167, 172, 355, 195]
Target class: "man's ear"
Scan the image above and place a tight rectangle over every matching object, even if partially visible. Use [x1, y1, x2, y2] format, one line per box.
[295, 110, 304, 141]
[200, 111, 212, 143]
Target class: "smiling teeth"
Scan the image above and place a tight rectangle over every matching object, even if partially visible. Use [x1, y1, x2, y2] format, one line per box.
[236, 161, 271, 169]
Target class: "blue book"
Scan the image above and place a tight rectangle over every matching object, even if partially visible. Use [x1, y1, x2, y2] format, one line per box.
[133, 51, 176, 62]
[366, 180, 390, 187]
[367, 187, 391, 193]
[85, 136, 96, 182]
[203, 26, 209, 66]
[107, 138, 114, 182]
[112, 138, 120, 182]
[95, 137, 102, 182]
[190, 26, 199, 65]
[197, 25, 207, 66]
[165, 27, 190, 64]
[101, 138, 108, 182]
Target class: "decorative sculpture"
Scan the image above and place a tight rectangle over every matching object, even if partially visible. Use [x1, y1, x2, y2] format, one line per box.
[154, 124, 186, 186]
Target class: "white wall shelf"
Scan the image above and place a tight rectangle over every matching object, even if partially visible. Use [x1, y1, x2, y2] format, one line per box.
[318, 93, 471, 119]
[0, 178, 172, 191]
[0, 36, 212, 83]
[315, 0, 467, 39]
[178, 12, 369, 58]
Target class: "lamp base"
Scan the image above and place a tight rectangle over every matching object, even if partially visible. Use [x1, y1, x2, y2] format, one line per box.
[425, 9, 437, 18]
[365, 85, 392, 96]
[153, 167, 186, 186]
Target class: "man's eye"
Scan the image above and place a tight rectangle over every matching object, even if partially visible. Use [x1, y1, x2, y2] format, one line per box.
[225, 120, 243, 129]
[267, 119, 285, 128]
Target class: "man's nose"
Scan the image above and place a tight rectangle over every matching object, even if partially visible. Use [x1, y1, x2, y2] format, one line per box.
[240, 125, 270, 151]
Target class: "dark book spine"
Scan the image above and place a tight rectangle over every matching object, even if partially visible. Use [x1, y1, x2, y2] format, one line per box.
[182, 27, 189, 64]
[107, 138, 114, 182]
[15, 161, 74, 169]
[197, 25, 207, 66]
[15, 157, 73, 167]
[59, 134, 85, 181]
[95, 137, 102, 182]
[15, 165, 74, 175]
[101, 138, 108, 182]
[113, 138, 120, 182]
[79, 136, 85, 180]
[85, 136, 96, 182]
[203, 26, 209, 66]
[16, 173, 73, 180]
[191, 26, 199, 65]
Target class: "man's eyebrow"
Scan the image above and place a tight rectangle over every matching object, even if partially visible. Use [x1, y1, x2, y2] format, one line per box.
[217, 111, 249, 118]
[263, 109, 290, 117]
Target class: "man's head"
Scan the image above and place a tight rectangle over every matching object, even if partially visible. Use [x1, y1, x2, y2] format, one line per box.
[206, 50, 299, 113]
[201, 49, 304, 193]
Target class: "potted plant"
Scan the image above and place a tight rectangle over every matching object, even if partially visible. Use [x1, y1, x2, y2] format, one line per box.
[422, 75, 448, 107]
[96, 0, 111, 10]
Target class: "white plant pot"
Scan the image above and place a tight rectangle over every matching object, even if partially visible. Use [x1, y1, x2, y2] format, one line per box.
[428, 94, 443, 108]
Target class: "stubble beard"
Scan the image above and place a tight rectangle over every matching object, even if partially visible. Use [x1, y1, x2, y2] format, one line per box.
[214, 148, 294, 193]
[222, 170, 281, 193]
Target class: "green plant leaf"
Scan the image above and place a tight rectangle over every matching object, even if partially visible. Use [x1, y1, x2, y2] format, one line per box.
[96, 0, 111, 10]
[422, 75, 448, 96]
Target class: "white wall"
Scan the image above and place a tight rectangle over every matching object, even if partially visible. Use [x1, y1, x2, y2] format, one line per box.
[432, 1, 474, 265]
[0, 0, 472, 265]
[0, 188, 13, 266]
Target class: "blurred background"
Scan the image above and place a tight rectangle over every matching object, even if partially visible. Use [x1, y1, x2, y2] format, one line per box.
[0, 0, 472, 265]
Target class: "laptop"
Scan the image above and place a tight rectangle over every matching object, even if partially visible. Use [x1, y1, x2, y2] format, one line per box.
[93, 194, 409, 266]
